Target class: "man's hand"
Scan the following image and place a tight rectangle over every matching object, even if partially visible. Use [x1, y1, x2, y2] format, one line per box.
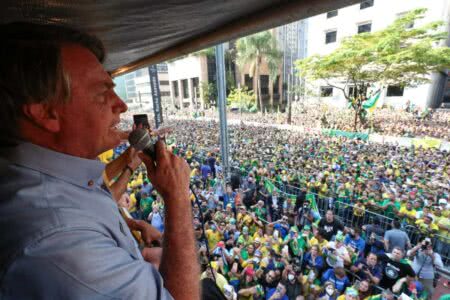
[127, 147, 142, 171]
[139, 140, 190, 205]
[124, 218, 162, 247]
[141, 247, 162, 268]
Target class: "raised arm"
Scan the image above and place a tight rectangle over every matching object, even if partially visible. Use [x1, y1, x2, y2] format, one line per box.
[140, 141, 200, 300]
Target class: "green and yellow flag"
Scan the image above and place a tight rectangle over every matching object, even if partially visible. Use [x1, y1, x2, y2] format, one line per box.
[362, 90, 382, 113]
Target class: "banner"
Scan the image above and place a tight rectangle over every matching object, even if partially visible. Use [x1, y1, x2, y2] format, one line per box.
[148, 65, 164, 128]
[412, 137, 442, 149]
[322, 129, 369, 141]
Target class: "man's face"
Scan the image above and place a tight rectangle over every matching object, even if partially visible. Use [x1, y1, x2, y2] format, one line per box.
[392, 249, 403, 261]
[367, 254, 377, 266]
[326, 211, 334, 222]
[56, 45, 127, 158]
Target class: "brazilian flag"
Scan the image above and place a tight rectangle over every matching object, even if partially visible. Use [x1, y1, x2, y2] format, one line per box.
[362, 90, 382, 113]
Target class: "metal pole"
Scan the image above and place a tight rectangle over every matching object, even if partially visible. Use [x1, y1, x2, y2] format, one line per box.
[215, 43, 230, 180]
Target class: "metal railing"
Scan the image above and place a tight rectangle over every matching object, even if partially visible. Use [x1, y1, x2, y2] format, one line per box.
[261, 176, 450, 267]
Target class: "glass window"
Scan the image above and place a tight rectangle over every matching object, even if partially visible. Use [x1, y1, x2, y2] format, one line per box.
[325, 31, 337, 44]
[182, 79, 189, 98]
[260, 75, 269, 95]
[360, 0, 374, 9]
[358, 23, 372, 34]
[172, 81, 179, 97]
[320, 86, 333, 97]
[386, 85, 404, 96]
[327, 10, 338, 18]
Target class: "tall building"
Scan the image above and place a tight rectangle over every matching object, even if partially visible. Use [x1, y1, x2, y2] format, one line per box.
[114, 64, 171, 112]
[275, 19, 308, 102]
[305, 0, 450, 108]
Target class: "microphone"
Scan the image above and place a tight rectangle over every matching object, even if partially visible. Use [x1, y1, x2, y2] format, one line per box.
[128, 128, 158, 160]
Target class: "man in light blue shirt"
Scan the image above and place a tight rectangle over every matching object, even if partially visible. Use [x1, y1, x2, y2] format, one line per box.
[0, 22, 199, 299]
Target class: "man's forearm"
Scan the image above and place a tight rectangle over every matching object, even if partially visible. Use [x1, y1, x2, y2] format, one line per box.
[160, 200, 200, 300]
[109, 168, 132, 201]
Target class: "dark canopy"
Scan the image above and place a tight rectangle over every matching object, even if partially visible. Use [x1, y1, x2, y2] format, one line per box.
[0, 0, 359, 75]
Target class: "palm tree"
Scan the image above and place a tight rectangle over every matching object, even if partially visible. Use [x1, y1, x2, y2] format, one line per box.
[236, 31, 282, 113]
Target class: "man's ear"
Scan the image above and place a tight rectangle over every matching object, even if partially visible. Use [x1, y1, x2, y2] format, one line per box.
[22, 103, 60, 133]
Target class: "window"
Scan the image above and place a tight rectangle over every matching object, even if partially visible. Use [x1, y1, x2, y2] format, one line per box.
[320, 86, 333, 97]
[327, 10, 338, 18]
[160, 91, 171, 97]
[325, 31, 337, 44]
[244, 74, 253, 91]
[135, 69, 147, 77]
[260, 75, 269, 95]
[273, 75, 280, 94]
[386, 85, 404, 96]
[348, 86, 357, 98]
[172, 81, 179, 97]
[360, 0, 374, 9]
[182, 79, 189, 98]
[157, 63, 168, 73]
[192, 77, 200, 97]
[159, 80, 169, 86]
[358, 23, 372, 34]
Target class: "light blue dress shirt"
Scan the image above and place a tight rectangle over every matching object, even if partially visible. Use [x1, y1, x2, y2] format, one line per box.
[0, 142, 173, 299]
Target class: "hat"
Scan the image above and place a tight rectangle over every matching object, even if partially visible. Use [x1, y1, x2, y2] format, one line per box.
[245, 268, 255, 276]
[439, 199, 448, 205]
[303, 225, 311, 231]
[335, 231, 345, 242]
[345, 287, 359, 297]
[242, 226, 249, 233]
[217, 241, 225, 248]
[254, 238, 261, 243]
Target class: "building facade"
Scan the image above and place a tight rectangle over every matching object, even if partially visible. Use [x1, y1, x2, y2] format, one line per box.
[113, 64, 171, 112]
[305, 0, 450, 108]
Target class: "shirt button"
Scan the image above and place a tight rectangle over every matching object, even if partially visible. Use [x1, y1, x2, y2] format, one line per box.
[88, 180, 94, 187]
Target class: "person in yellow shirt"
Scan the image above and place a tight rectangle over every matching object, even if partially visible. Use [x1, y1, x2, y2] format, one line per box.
[205, 223, 223, 251]
[353, 200, 366, 227]
[308, 228, 329, 254]
[415, 214, 438, 237]
[398, 201, 417, 225]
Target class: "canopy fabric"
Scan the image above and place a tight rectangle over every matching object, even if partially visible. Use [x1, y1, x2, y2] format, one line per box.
[0, 0, 359, 75]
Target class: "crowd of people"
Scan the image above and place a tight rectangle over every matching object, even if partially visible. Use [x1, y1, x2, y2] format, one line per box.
[170, 103, 450, 140]
[116, 116, 450, 300]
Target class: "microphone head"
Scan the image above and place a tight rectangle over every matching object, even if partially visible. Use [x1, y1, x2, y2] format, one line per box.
[128, 129, 152, 151]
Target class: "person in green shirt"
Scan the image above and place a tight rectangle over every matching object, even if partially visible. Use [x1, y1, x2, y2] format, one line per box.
[251, 200, 267, 222]
[139, 192, 154, 220]
[379, 194, 400, 218]
[283, 227, 307, 257]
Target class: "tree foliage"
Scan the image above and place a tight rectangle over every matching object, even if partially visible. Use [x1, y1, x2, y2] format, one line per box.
[227, 86, 256, 111]
[236, 31, 282, 113]
[200, 81, 216, 108]
[295, 8, 450, 130]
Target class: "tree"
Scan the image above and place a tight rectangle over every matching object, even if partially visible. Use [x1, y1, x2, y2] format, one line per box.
[236, 31, 282, 113]
[296, 8, 450, 131]
[227, 86, 256, 113]
[200, 81, 216, 108]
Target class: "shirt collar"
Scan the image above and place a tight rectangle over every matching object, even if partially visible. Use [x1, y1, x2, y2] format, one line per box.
[0, 142, 105, 189]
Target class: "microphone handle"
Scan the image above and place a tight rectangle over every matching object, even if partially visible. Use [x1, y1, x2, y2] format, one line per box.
[143, 145, 157, 161]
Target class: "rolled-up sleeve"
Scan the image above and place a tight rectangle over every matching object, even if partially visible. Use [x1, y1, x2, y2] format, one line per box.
[2, 229, 174, 300]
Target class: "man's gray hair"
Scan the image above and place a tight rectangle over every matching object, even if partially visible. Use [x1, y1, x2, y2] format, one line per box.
[0, 22, 105, 145]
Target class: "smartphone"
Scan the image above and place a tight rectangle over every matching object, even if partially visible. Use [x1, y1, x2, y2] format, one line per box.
[133, 114, 150, 129]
